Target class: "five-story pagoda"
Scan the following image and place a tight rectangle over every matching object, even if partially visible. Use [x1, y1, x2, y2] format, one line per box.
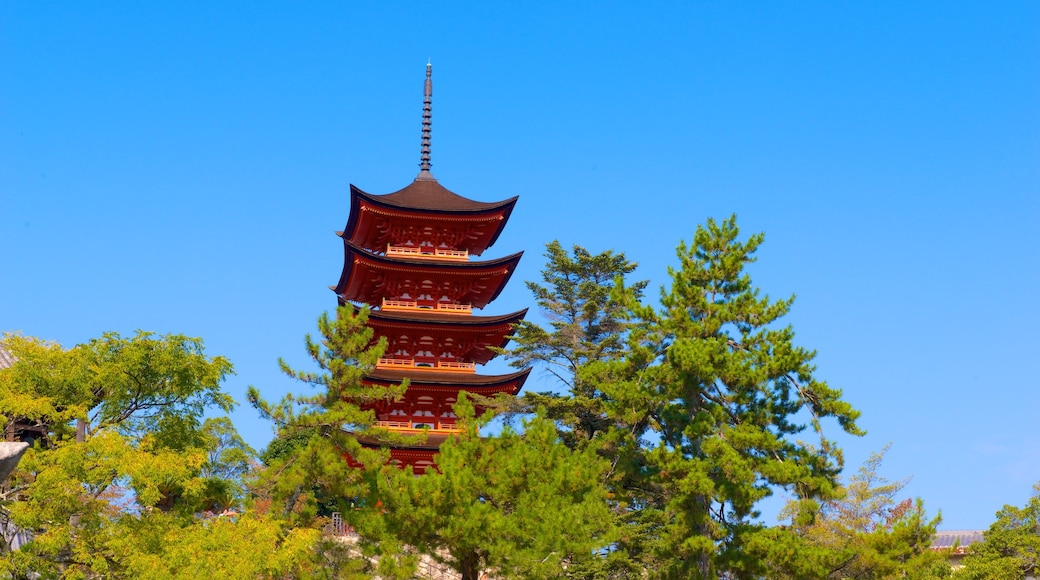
[334, 63, 529, 474]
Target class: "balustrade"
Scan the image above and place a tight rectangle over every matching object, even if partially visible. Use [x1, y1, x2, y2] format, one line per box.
[380, 298, 472, 315]
[375, 420, 462, 432]
[376, 358, 475, 373]
[386, 245, 469, 261]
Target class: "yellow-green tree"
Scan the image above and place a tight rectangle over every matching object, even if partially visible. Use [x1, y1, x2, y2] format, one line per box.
[0, 332, 330, 579]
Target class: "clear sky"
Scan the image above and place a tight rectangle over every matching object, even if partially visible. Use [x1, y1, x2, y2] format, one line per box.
[2, 2, 1037, 531]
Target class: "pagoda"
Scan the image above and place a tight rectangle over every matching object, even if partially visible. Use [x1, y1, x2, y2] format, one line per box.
[334, 63, 529, 474]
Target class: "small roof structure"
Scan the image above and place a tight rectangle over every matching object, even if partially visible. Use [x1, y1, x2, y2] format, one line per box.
[0, 346, 30, 484]
[0, 345, 14, 369]
[932, 530, 985, 555]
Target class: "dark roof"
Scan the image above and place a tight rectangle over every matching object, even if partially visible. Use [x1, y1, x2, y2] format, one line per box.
[363, 306, 528, 327]
[365, 367, 531, 388]
[354, 432, 447, 451]
[932, 530, 985, 549]
[353, 179, 517, 213]
[340, 241, 523, 271]
[341, 182, 518, 255]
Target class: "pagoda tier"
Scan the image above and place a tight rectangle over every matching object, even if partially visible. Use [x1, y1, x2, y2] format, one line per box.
[347, 306, 527, 368]
[340, 180, 517, 257]
[386, 447, 437, 474]
[360, 368, 531, 429]
[333, 242, 522, 310]
[347, 438, 442, 474]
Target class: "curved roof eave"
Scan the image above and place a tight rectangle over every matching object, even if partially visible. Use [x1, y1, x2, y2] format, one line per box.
[362, 306, 528, 327]
[364, 367, 531, 389]
[342, 241, 523, 271]
[355, 182, 517, 213]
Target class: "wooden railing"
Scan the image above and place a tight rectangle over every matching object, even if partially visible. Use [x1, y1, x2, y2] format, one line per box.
[387, 245, 469, 261]
[435, 361, 475, 372]
[376, 358, 476, 373]
[375, 420, 462, 433]
[380, 299, 472, 315]
[377, 358, 415, 369]
[382, 298, 417, 309]
[434, 303, 472, 314]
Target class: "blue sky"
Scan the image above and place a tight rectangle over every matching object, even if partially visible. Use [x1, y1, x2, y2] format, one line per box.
[2, 2, 1037, 530]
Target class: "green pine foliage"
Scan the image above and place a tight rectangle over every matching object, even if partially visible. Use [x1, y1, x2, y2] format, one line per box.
[1, 215, 966, 579]
[372, 397, 617, 580]
[506, 217, 873, 578]
[507, 240, 648, 450]
[257, 304, 619, 579]
[504, 241, 653, 577]
[632, 216, 864, 577]
[248, 305, 415, 577]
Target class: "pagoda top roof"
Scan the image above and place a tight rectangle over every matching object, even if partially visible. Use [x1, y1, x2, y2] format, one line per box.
[351, 180, 518, 214]
[342, 181, 517, 256]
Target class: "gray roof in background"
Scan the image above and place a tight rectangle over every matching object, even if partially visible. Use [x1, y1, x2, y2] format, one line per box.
[932, 530, 985, 550]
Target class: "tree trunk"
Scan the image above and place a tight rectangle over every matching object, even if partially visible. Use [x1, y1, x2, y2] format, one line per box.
[459, 551, 480, 580]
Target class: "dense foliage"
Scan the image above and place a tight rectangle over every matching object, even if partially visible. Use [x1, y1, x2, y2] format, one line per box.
[507, 217, 876, 577]
[758, 446, 947, 579]
[251, 305, 618, 579]
[1, 216, 980, 579]
[0, 332, 331, 579]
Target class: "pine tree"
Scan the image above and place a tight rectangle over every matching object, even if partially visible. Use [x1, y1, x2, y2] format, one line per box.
[504, 241, 652, 577]
[248, 305, 416, 577]
[256, 304, 619, 579]
[373, 397, 617, 580]
[507, 218, 868, 577]
[617, 216, 864, 577]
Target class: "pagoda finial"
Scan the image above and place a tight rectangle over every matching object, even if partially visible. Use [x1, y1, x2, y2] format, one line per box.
[417, 61, 434, 180]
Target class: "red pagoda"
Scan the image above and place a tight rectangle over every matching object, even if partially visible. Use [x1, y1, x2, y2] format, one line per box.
[335, 63, 529, 473]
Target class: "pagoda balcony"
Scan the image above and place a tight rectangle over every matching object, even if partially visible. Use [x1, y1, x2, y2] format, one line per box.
[376, 358, 476, 373]
[375, 420, 462, 433]
[386, 245, 469, 261]
[380, 298, 472, 315]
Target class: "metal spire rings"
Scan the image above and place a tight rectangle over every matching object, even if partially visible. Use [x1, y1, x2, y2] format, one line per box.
[419, 61, 433, 177]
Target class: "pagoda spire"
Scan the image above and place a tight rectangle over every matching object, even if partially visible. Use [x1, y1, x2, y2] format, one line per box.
[418, 61, 434, 180]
